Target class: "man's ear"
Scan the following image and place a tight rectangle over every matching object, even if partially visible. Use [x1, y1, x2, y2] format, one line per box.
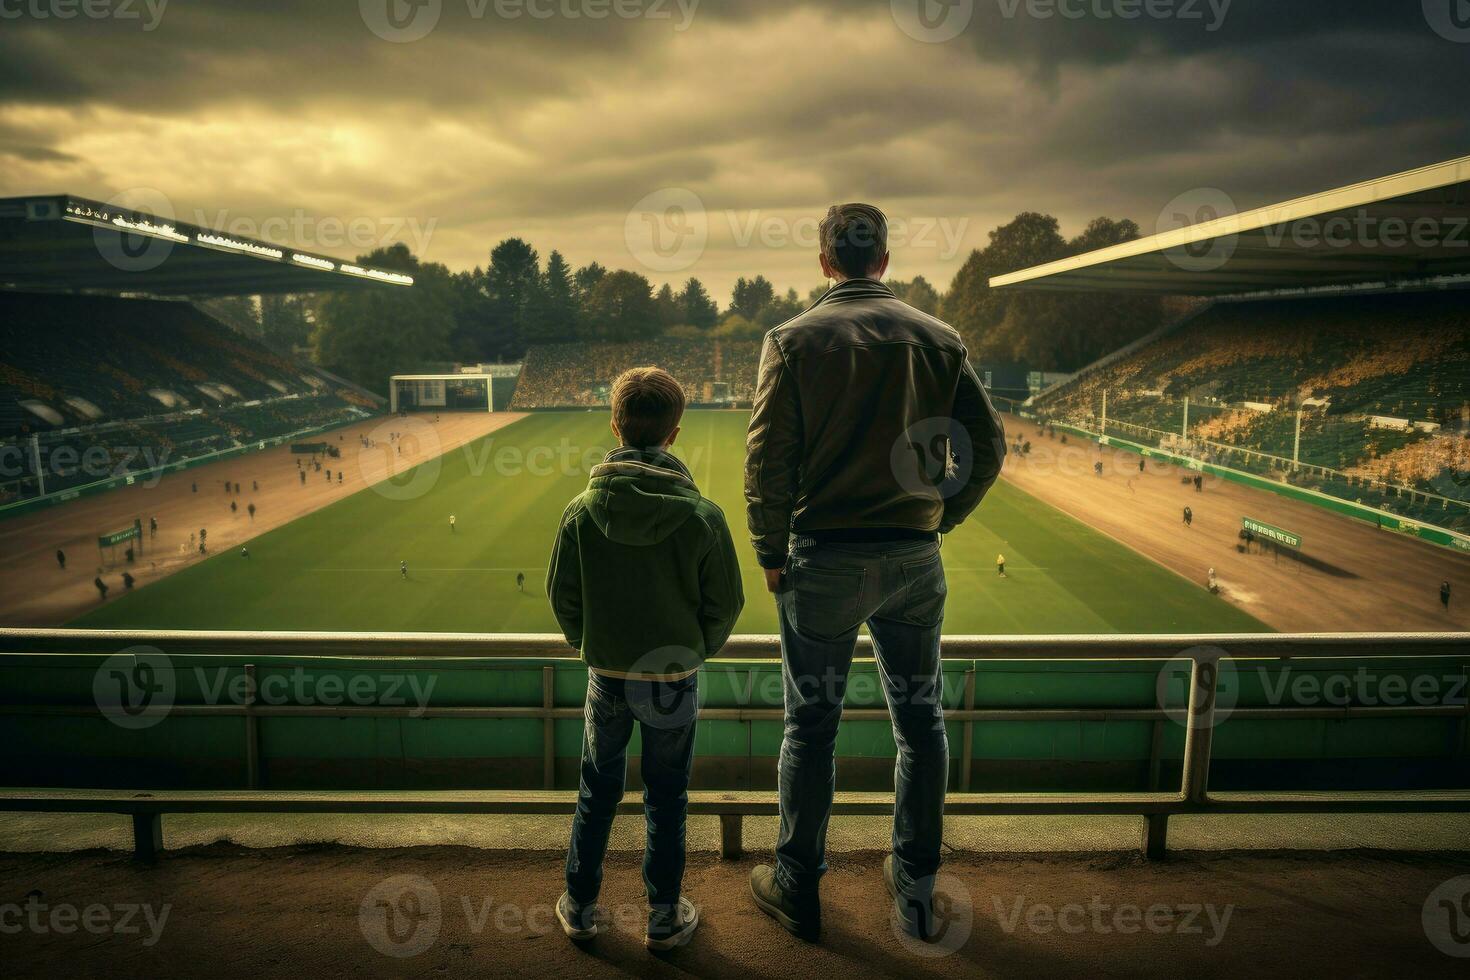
[872, 251, 891, 280]
[819, 252, 838, 281]
[663, 425, 681, 449]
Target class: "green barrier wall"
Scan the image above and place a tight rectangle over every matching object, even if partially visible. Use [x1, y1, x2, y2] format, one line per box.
[3, 656, 1466, 794]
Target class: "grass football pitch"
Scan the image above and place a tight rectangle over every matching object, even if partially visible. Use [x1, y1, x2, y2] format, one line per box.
[72, 411, 1267, 634]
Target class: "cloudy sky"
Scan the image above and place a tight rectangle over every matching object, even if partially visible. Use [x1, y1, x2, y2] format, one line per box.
[3, 0, 1469, 300]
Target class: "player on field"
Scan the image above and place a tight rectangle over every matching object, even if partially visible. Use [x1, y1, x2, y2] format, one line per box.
[56, 549, 66, 570]
[400, 560, 408, 579]
[516, 572, 525, 592]
[996, 553, 1006, 578]
[1183, 506, 1193, 527]
[1442, 581, 1452, 612]
[93, 577, 108, 600]
[241, 547, 250, 560]
[450, 514, 456, 534]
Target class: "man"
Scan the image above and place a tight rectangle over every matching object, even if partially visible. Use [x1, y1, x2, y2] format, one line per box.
[400, 560, 408, 579]
[1442, 580, 1452, 612]
[56, 549, 66, 570]
[449, 514, 457, 534]
[1183, 506, 1193, 527]
[93, 576, 108, 600]
[745, 203, 1006, 942]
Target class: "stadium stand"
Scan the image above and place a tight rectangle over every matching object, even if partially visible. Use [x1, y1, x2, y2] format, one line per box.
[511, 338, 760, 409]
[0, 292, 376, 504]
[1030, 290, 1470, 531]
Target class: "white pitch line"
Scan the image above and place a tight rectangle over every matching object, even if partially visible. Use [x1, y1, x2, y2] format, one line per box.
[311, 567, 548, 573]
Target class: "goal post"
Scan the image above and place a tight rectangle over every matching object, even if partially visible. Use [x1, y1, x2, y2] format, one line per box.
[389, 369, 520, 413]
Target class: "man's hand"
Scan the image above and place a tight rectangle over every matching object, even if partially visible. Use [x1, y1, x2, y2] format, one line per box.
[763, 566, 784, 593]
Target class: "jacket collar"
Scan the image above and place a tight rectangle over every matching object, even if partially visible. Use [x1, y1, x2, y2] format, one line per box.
[590, 446, 697, 490]
[812, 277, 896, 308]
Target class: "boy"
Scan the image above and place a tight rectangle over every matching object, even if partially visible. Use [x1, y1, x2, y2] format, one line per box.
[547, 367, 744, 951]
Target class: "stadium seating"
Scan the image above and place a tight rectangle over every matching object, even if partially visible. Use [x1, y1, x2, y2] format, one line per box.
[512, 339, 760, 409]
[1032, 290, 1470, 531]
[0, 293, 375, 503]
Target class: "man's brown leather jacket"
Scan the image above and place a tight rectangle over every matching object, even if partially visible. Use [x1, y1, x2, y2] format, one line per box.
[744, 277, 1006, 569]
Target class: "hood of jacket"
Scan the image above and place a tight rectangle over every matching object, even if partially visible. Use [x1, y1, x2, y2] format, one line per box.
[582, 446, 701, 546]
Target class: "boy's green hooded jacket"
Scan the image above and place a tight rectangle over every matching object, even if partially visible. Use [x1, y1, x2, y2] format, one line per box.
[547, 447, 745, 679]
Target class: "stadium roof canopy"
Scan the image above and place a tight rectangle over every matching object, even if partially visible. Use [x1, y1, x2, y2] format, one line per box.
[991, 155, 1470, 296]
[0, 195, 415, 297]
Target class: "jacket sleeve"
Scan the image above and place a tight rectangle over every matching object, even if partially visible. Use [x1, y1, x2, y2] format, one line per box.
[545, 502, 583, 649]
[698, 506, 746, 657]
[744, 333, 803, 569]
[941, 356, 1007, 533]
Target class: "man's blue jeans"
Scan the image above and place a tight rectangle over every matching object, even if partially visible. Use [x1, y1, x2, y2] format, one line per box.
[565, 670, 698, 914]
[774, 537, 948, 898]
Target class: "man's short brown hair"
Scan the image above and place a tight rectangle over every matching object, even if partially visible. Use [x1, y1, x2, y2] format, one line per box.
[610, 367, 686, 448]
[820, 203, 888, 279]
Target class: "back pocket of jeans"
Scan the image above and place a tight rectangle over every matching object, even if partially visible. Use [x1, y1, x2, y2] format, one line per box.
[789, 563, 866, 642]
[897, 552, 946, 628]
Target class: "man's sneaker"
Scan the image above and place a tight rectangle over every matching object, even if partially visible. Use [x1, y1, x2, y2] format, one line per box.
[645, 896, 700, 951]
[555, 891, 605, 942]
[749, 864, 820, 941]
[883, 854, 935, 941]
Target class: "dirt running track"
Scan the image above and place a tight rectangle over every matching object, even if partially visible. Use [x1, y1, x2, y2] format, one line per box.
[1001, 417, 1470, 632]
[0, 413, 523, 626]
[3, 845, 1467, 978]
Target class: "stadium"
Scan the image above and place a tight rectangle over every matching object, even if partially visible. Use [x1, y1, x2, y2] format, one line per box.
[2, 6, 1469, 976]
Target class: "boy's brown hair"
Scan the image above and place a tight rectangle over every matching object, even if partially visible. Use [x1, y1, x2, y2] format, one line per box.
[610, 367, 685, 448]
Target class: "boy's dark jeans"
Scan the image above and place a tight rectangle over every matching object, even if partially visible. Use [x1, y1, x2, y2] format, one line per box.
[773, 537, 948, 900]
[565, 670, 698, 915]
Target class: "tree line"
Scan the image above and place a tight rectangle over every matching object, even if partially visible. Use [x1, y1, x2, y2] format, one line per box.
[218, 212, 1164, 394]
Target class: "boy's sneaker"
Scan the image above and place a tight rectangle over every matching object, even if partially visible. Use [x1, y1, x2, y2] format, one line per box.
[749, 864, 820, 941]
[555, 892, 605, 942]
[883, 854, 935, 942]
[645, 896, 699, 951]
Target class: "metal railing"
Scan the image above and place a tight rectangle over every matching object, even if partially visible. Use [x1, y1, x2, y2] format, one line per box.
[2, 629, 1468, 861]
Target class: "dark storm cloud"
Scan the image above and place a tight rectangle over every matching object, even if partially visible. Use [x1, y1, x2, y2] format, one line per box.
[0, 0, 1467, 296]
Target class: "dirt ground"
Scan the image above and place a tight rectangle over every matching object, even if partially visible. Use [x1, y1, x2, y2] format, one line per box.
[0, 413, 523, 626]
[2, 844, 1466, 978]
[1000, 418, 1470, 632]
